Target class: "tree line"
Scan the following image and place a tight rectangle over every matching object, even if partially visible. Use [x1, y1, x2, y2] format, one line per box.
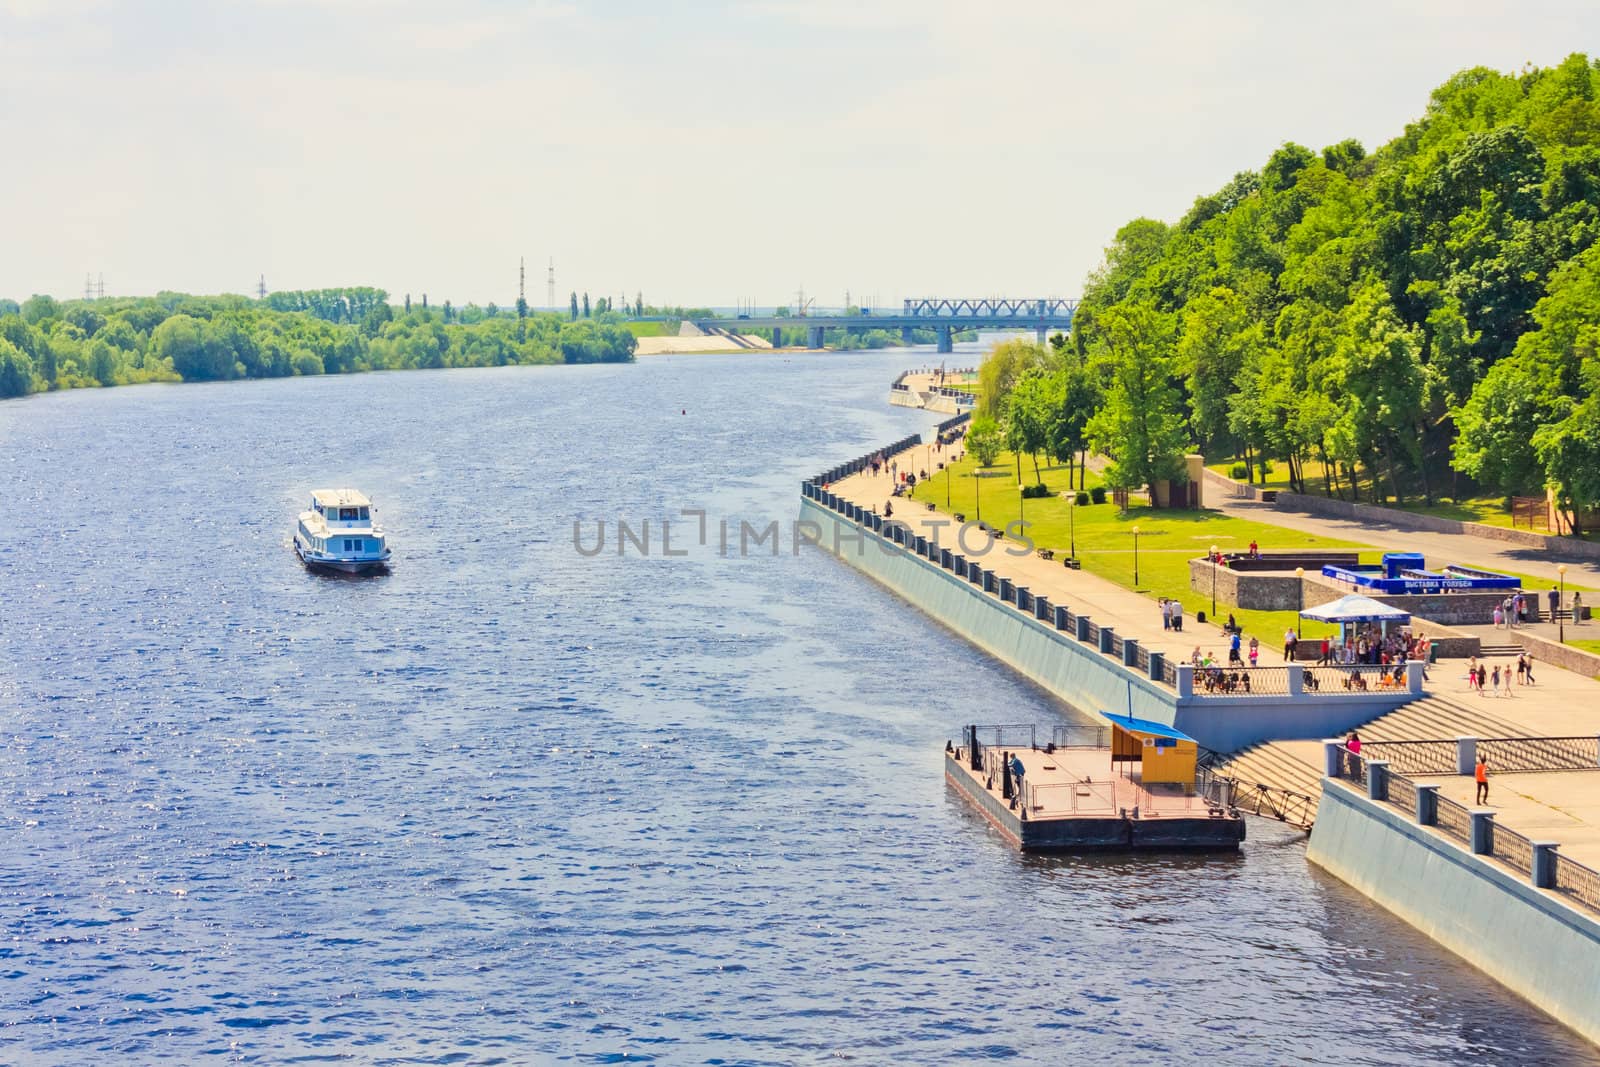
[995, 54, 1600, 532]
[0, 287, 636, 400]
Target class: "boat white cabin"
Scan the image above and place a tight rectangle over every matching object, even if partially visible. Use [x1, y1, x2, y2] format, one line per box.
[295, 488, 391, 574]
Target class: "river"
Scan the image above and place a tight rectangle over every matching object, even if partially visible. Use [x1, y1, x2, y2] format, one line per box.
[1, 349, 1592, 1064]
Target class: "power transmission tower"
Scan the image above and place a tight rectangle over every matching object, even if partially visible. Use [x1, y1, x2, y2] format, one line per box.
[519, 257, 526, 308]
[96, 274, 105, 299]
[546, 258, 555, 311]
[84, 273, 94, 300]
[256, 274, 267, 300]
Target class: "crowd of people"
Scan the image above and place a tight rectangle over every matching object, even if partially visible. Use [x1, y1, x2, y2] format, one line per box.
[1464, 653, 1537, 696]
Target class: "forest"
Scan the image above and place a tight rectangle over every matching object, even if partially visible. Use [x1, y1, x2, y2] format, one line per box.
[1004, 54, 1600, 533]
[0, 287, 637, 401]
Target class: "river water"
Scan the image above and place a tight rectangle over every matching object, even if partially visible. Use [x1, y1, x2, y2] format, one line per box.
[1, 349, 1593, 1065]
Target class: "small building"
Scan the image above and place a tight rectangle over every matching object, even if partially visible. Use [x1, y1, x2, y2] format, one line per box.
[1104, 711, 1199, 786]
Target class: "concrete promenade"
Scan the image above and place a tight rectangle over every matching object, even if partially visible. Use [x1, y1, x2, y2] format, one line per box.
[836, 434, 1600, 871]
[831, 460, 1293, 674]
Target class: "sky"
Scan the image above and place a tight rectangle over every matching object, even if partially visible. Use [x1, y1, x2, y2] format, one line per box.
[2, 0, 1598, 310]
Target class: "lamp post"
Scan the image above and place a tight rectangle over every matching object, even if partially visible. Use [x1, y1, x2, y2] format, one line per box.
[1559, 564, 1568, 644]
[1210, 543, 1219, 619]
[1132, 525, 1141, 588]
[1018, 482, 1026, 531]
[974, 466, 982, 523]
[1068, 495, 1077, 560]
[945, 463, 951, 509]
[1296, 567, 1305, 639]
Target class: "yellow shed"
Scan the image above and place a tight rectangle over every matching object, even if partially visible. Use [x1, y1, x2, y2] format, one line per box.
[1102, 711, 1199, 786]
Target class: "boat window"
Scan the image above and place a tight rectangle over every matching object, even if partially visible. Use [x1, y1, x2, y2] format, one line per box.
[359, 507, 370, 520]
[340, 507, 360, 520]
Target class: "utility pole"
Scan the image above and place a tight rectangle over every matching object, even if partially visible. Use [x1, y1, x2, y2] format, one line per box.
[256, 274, 267, 300]
[547, 258, 556, 311]
[84, 273, 93, 300]
[96, 274, 105, 299]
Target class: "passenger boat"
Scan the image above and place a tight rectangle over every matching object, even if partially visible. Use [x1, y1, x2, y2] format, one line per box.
[294, 489, 391, 574]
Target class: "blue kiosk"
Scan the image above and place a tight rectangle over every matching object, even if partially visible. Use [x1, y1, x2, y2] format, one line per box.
[1321, 553, 1521, 595]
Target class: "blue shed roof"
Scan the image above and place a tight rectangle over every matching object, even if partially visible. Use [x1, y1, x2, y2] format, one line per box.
[1100, 711, 1195, 743]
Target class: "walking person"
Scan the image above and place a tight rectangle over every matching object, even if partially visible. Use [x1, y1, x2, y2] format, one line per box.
[1229, 631, 1242, 666]
[1160, 598, 1171, 631]
[1492, 603, 1504, 630]
[1549, 586, 1560, 622]
[1466, 656, 1479, 694]
[1490, 663, 1501, 695]
[1283, 627, 1298, 663]
[1526, 652, 1536, 685]
[1502, 662, 1513, 697]
[1516, 654, 1527, 686]
[1172, 601, 1183, 632]
[1248, 636, 1259, 668]
[1475, 755, 1490, 805]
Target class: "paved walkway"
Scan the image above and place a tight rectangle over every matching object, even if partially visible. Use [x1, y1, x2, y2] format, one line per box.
[1214, 494, 1600, 590]
[1422, 769, 1600, 869]
[834, 459, 1297, 671]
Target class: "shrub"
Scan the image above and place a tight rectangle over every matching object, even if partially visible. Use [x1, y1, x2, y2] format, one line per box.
[1022, 483, 1051, 499]
[1074, 491, 1090, 506]
[1230, 463, 1249, 480]
[1090, 486, 1107, 504]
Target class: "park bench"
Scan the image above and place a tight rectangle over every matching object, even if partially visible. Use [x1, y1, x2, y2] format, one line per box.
[1037, 548, 1055, 561]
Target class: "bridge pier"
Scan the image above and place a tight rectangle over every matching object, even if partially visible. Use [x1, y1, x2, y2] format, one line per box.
[1036, 326, 1048, 345]
[771, 327, 781, 348]
[937, 325, 953, 354]
[901, 326, 914, 346]
[807, 326, 824, 350]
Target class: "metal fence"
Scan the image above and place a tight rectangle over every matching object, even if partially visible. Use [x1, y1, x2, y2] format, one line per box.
[1051, 725, 1109, 748]
[1555, 855, 1600, 911]
[1303, 664, 1412, 694]
[1479, 736, 1600, 773]
[1432, 794, 1473, 847]
[1195, 666, 1290, 695]
[1026, 779, 1119, 816]
[1490, 823, 1535, 877]
[1358, 740, 1458, 776]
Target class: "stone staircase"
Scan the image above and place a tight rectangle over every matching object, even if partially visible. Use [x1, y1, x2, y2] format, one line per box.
[1210, 693, 1524, 815]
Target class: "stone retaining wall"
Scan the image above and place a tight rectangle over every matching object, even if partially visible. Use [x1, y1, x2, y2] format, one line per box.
[1309, 781, 1600, 1046]
[1510, 629, 1600, 679]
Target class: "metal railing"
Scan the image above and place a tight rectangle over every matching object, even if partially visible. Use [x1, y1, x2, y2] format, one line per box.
[1084, 621, 1101, 643]
[1109, 634, 1124, 657]
[1025, 779, 1119, 816]
[1479, 736, 1600, 773]
[1384, 775, 1418, 818]
[1432, 795, 1472, 847]
[1490, 823, 1535, 877]
[1554, 855, 1600, 911]
[1194, 666, 1289, 695]
[1050, 725, 1109, 748]
[1358, 740, 1457, 776]
[1162, 659, 1178, 687]
[1303, 664, 1412, 694]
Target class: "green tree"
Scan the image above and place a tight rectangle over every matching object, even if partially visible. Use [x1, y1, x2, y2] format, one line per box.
[570, 292, 579, 321]
[0, 336, 34, 398]
[975, 337, 1051, 419]
[966, 414, 1003, 467]
[20, 294, 60, 325]
[1085, 305, 1189, 500]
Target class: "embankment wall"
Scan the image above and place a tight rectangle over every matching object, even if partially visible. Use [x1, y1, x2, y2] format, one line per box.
[1308, 781, 1600, 1046]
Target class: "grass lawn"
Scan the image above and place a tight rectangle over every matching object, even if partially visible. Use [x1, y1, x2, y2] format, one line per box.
[1568, 638, 1600, 657]
[911, 450, 1367, 646]
[626, 321, 669, 338]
